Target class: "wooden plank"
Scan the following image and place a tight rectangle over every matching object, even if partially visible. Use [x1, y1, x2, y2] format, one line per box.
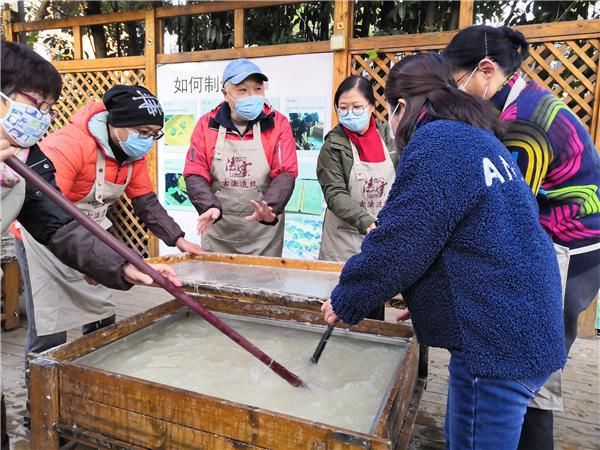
[234, 9, 245, 48]
[577, 294, 598, 339]
[156, 41, 330, 64]
[2, 6, 15, 42]
[395, 378, 426, 450]
[58, 364, 392, 450]
[13, 9, 146, 32]
[1, 260, 21, 330]
[29, 358, 60, 449]
[155, 0, 302, 19]
[458, 0, 474, 29]
[54, 56, 145, 72]
[145, 252, 344, 272]
[59, 393, 266, 449]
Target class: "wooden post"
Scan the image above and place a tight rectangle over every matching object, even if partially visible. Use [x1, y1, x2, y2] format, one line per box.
[234, 9, 245, 48]
[458, 0, 474, 29]
[1, 260, 21, 331]
[592, 54, 600, 148]
[145, 7, 160, 257]
[331, 0, 353, 127]
[73, 24, 82, 59]
[2, 5, 15, 42]
[30, 358, 60, 449]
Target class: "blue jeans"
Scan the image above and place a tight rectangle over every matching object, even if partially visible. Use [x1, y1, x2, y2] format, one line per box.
[444, 352, 551, 450]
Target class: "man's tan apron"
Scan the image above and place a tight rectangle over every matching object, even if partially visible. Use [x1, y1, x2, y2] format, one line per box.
[319, 138, 395, 262]
[22, 150, 132, 335]
[202, 124, 285, 256]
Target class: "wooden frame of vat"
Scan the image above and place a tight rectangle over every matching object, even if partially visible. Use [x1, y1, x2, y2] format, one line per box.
[29, 295, 425, 450]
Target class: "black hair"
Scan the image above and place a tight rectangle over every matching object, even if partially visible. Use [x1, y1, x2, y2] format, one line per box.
[385, 53, 504, 151]
[444, 25, 530, 75]
[0, 41, 62, 101]
[334, 75, 376, 108]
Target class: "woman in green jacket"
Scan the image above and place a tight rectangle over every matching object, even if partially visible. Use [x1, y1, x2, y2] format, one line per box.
[317, 75, 398, 262]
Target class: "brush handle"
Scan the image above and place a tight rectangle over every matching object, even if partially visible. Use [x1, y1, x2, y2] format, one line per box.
[311, 324, 335, 364]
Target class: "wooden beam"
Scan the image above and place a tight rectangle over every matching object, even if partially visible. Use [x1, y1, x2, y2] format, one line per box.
[53, 56, 145, 73]
[72, 24, 82, 59]
[458, 0, 474, 29]
[577, 295, 598, 339]
[12, 9, 146, 32]
[1, 260, 21, 330]
[155, 0, 302, 19]
[234, 9, 245, 48]
[157, 40, 330, 64]
[331, 0, 353, 127]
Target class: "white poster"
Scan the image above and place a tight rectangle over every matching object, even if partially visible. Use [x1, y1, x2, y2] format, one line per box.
[156, 52, 334, 259]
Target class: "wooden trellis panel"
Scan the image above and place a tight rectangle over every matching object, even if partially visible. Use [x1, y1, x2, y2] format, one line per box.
[350, 38, 599, 134]
[53, 67, 153, 258]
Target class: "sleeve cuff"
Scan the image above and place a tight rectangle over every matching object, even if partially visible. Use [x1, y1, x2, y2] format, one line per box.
[331, 288, 368, 325]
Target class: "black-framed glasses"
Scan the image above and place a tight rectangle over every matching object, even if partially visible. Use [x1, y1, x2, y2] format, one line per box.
[131, 128, 164, 141]
[337, 106, 366, 118]
[18, 91, 57, 119]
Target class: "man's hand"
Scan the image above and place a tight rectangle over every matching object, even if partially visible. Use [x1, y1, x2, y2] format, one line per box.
[196, 208, 220, 235]
[396, 309, 411, 321]
[176, 237, 203, 255]
[122, 263, 181, 287]
[321, 299, 340, 326]
[0, 138, 18, 163]
[366, 223, 377, 234]
[245, 200, 276, 223]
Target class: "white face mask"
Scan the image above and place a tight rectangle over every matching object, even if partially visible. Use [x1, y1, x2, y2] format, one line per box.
[458, 66, 490, 98]
[0, 91, 51, 148]
[387, 102, 401, 140]
[458, 67, 478, 93]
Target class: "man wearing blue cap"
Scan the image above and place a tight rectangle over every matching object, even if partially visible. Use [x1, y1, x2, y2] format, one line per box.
[184, 59, 298, 256]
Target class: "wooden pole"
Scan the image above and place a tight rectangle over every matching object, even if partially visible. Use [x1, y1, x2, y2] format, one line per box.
[30, 359, 60, 449]
[6, 155, 306, 388]
[2, 5, 15, 42]
[331, 0, 353, 127]
[592, 50, 600, 148]
[458, 0, 474, 29]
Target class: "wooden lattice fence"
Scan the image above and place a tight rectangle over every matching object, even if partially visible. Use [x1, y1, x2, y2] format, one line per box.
[54, 68, 153, 258]
[351, 36, 599, 136]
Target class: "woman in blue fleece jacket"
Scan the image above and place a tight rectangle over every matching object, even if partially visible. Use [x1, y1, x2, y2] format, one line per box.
[321, 53, 566, 450]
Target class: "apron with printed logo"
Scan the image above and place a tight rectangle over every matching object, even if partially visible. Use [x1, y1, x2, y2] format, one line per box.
[23, 150, 133, 335]
[319, 138, 395, 262]
[203, 124, 285, 256]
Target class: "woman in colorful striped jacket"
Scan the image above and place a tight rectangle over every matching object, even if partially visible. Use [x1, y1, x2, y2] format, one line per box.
[445, 25, 600, 450]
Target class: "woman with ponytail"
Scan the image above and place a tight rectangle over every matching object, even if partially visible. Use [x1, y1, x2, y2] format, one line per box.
[446, 26, 600, 450]
[321, 53, 566, 449]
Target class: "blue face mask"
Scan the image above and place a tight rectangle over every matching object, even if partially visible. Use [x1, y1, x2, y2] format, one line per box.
[118, 130, 154, 160]
[233, 95, 264, 121]
[339, 109, 370, 133]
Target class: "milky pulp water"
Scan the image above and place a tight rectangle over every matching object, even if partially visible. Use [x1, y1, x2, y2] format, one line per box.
[77, 313, 409, 433]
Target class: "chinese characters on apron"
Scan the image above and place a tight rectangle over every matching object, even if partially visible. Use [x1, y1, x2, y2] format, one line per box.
[319, 138, 396, 262]
[203, 124, 285, 256]
[22, 150, 132, 335]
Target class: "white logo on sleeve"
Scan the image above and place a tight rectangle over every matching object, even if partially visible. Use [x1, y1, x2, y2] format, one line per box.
[483, 156, 522, 187]
[132, 90, 163, 117]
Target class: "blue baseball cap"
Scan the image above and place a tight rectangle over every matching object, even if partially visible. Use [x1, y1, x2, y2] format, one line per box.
[222, 59, 268, 86]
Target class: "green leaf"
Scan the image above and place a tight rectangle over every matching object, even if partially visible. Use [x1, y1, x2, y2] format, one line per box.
[366, 48, 379, 59]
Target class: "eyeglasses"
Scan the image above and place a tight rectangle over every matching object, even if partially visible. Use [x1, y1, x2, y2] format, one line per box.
[337, 106, 366, 118]
[18, 91, 57, 120]
[131, 128, 164, 141]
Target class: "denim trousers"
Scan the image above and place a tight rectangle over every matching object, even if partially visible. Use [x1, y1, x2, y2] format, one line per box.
[444, 351, 551, 450]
